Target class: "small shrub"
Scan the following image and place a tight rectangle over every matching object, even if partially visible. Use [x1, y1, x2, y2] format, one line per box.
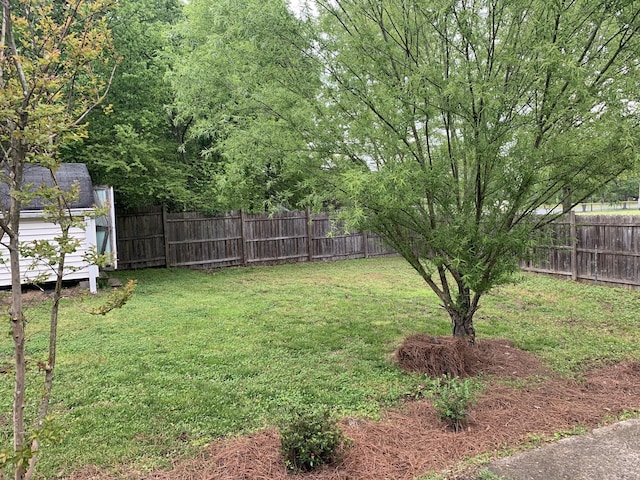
[278, 405, 351, 472]
[429, 374, 479, 432]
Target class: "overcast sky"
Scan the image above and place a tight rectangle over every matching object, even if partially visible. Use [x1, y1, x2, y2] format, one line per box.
[288, 0, 318, 18]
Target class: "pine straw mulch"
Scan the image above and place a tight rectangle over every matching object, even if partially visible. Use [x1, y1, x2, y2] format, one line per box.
[67, 337, 640, 480]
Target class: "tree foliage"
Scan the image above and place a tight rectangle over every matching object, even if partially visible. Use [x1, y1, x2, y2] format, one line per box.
[594, 173, 640, 202]
[169, 0, 320, 212]
[304, 0, 640, 341]
[60, 0, 192, 210]
[174, 0, 640, 340]
[1, 1, 123, 478]
[167, 0, 640, 339]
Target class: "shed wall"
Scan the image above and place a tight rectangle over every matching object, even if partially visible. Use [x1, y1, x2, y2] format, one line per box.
[0, 216, 96, 288]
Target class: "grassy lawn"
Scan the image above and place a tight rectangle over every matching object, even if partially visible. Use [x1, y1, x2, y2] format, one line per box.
[576, 209, 640, 215]
[1, 256, 640, 478]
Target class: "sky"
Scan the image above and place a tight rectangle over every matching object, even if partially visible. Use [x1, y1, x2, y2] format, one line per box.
[288, 0, 318, 18]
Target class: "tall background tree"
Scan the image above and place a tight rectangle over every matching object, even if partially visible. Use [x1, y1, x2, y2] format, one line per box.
[60, 0, 192, 210]
[1, 1, 130, 478]
[173, 0, 640, 341]
[169, 0, 320, 212]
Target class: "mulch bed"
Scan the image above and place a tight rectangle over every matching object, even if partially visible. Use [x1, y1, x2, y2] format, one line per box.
[67, 338, 640, 480]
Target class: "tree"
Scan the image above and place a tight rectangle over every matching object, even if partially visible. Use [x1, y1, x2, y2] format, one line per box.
[594, 172, 640, 202]
[60, 0, 192, 210]
[161, 0, 640, 341]
[0, 1, 129, 478]
[303, 0, 640, 342]
[169, 0, 320, 212]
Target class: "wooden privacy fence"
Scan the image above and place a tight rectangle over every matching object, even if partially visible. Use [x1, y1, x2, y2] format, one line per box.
[116, 207, 394, 270]
[522, 213, 640, 289]
[117, 208, 640, 289]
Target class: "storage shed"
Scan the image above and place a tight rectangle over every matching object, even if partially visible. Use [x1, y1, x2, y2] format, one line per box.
[0, 164, 116, 293]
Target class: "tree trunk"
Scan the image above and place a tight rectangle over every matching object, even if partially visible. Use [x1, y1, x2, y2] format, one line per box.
[450, 310, 476, 345]
[562, 186, 572, 214]
[25, 224, 68, 480]
[8, 138, 26, 480]
[9, 233, 26, 480]
[447, 285, 477, 345]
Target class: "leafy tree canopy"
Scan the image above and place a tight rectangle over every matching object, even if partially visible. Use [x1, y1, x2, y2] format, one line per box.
[593, 173, 640, 202]
[304, 0, 640, 340]
[168, 0, 321, 212]
[175, 0, 640, 340]
[52, 0, 640, 339]
[60, 0, 193, 210]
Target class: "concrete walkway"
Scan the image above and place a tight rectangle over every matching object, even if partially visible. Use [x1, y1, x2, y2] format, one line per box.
[486, 419, 640, 480]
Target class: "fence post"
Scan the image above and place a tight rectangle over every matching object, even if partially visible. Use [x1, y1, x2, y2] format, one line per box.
[162, 205, 171, 267]
[363, 231, 369, 258]
[306, 208, 314, 262]
[240, 209, 248, 267]
[570, 211, 578, 281]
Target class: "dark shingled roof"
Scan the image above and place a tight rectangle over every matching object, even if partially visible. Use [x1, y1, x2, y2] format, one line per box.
[1, 163, 95, 210]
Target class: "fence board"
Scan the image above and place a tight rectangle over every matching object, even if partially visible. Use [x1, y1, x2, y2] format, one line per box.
[243, 211, 310, 265]
[116, 208, 639, 289]
[522, 214, 640, 289]
[116, 208, 395, 270]
[115, 206, 165, 269]
[165, 211, 244, 269]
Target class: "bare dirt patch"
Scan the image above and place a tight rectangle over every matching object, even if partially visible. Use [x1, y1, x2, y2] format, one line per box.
[66, 339, 640, 480]
[0, 283, 88, 308]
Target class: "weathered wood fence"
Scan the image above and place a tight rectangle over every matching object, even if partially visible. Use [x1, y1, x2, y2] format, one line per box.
[116, 207, 394, 270]
[117, 208, 640, 289]
[522, 213, 640, 289]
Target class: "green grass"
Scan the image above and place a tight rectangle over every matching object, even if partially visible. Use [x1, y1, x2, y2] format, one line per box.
[1, 257, 640, 478]
[479, 272, 640, 373]
[576, 209, 640, 215]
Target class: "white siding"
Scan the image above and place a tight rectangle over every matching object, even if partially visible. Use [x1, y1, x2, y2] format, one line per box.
[0, 214, 97, 290]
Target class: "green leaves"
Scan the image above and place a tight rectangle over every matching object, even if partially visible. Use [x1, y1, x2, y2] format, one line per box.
[60, 0, 192, 210]
[1, 3, 125, 477]
[169, 0, 321, 212]
[86, 279, 137, 315]
[303, 0, 640, 334]
[429, 375, 480, 432]
[278, 405, 351, 472]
